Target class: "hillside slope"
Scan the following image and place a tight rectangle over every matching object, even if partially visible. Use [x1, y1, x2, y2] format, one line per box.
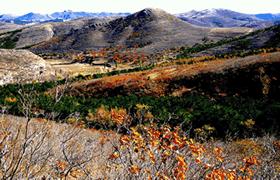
[29, 8, 251, 54]
[0, 17, 115, 49]
[0, 22, 23, 34]
[62, 52, 280, 98]
[0, 9, 252, 54]
[0, 49, 54, 85]
[177, 9, 272, 28]
[186, 25, 280, 57]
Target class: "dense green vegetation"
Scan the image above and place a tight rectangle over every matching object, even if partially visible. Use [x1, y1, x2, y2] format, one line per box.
[1, 25, 280, 138]
[1, 81, 279, 138]
[264, 25, 280, 47]
[1, 59, 280, 138]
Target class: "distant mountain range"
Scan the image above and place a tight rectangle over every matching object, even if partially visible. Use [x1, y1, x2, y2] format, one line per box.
[0, 10, 130, 24]
[24, 8, 251, 54]
[1, 9, 280, 28]
[2, 8, 280, 55]
[50, 11, 130, 21]
[13, 13, 54, 24]
[0, 14, 17, 23]
[255, 13, 280, 21]
[176, 9, 280, 28]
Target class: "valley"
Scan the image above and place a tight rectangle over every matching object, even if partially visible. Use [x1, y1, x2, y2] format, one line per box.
[0, 6, 280, 179]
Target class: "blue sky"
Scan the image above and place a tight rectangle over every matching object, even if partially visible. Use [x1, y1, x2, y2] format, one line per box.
[1, 0, 280, 15]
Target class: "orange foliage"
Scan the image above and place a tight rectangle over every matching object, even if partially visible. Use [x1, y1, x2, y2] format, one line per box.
[4, 97, 17, 103]
[111, 108, 130, 125]
[109, 125, 265, 179]
[129, 165, 140, 174]
[86, 106, 131, 127]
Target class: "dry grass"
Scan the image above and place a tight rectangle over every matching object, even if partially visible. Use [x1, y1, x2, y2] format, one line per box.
[0, 115, 279, 179]
[61, 52, 280, 97]
[47, 59, 132, 78]
[0, 115, 116, 179]
[108, 125, 280, 179]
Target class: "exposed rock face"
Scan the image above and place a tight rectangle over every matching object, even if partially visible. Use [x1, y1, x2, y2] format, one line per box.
[0, 49, 55, 85]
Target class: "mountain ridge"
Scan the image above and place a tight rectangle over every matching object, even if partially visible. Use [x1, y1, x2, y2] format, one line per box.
[1, 8, 279, 27]
[177, 9, 273, 28]
[28, 8, 252, 54]
[0, 11, 131, 24]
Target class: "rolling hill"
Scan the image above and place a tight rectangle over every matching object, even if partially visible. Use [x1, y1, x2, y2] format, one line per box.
[59, 52, 280, 98]
[177, 9, 273, 28]
[0, 5, 280, 180]
[0, 17, 116, 49]
[1, 9, 279, 27]
[177, 24, 280, 58]
[27, 8, 251, 54]
[0, 22, 23, 34]
[0, 8, 258, 54]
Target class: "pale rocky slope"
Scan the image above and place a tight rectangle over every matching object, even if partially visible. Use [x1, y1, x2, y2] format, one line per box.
[0, 49, 55, 85]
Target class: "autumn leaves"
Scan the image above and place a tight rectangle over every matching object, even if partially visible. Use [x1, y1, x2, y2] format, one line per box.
[108, 124, 269, 179]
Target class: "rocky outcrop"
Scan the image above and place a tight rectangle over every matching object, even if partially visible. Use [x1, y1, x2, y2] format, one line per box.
[0, 49, 55, 85]
[15, 24, 54, 48]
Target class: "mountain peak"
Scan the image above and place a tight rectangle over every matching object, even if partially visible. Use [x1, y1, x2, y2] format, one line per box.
[15, 12, 53, 23]
[132, 8, 173, 20]
[141, 8, 168, 15]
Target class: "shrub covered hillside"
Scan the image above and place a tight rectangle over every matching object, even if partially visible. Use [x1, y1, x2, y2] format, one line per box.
[0, 52, 280, 138]
[0, 16, 280, 179]
[0, 116, 279, 179]
[0, 52, 280, 178]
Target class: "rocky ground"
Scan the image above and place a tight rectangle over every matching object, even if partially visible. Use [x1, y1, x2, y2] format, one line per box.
[0, 49, 55, 85]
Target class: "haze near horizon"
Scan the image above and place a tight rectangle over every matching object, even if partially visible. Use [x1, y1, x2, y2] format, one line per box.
[1, 0, 280, 15]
